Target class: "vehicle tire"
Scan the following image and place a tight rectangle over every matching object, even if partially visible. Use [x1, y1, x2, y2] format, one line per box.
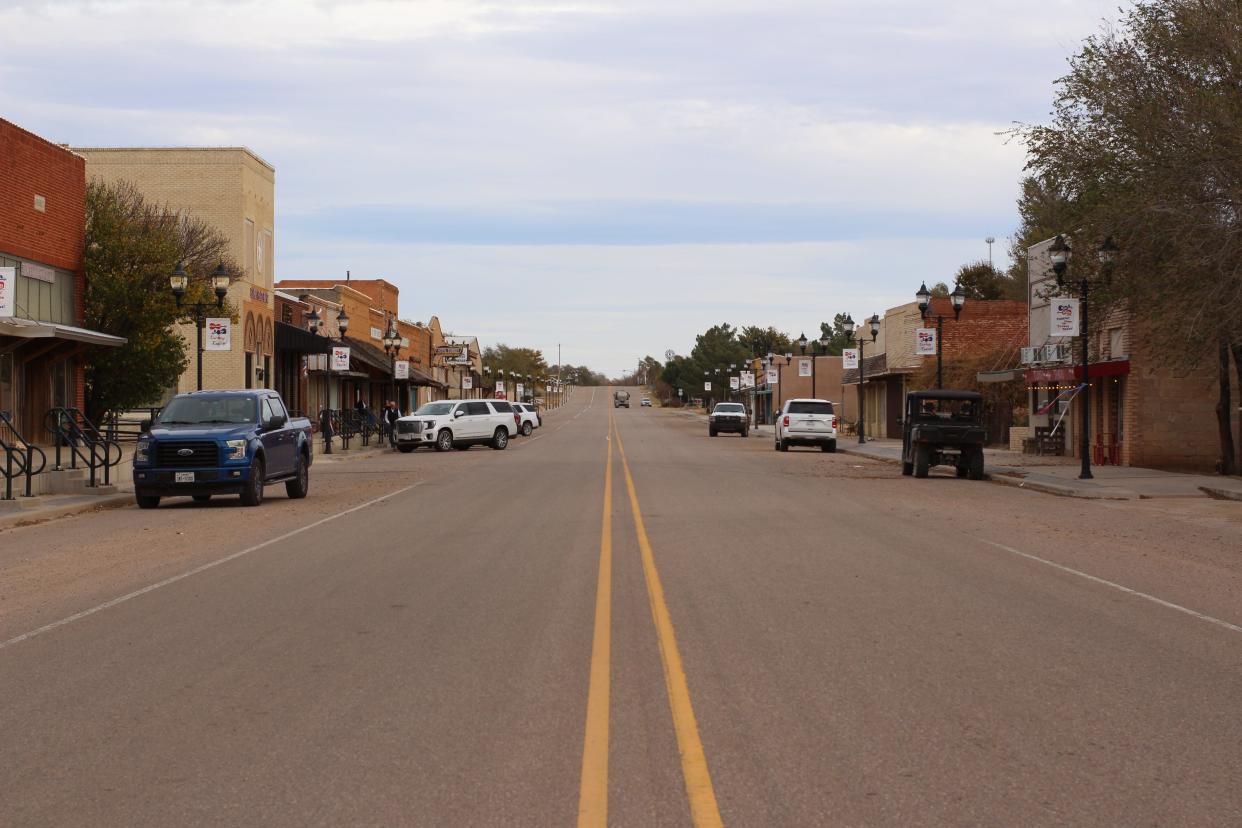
[193, 494, 212, 503]
[955, 462, 969, 478]
[901, 460, 914, 476]
[491, 428, 509, 450]
[825, 440, 836, 453]
[914, 445, 930, 478]
[821, 443, 832, 452]
[521, 422, 533, 437]
[240, 458, 265, 506]
[136, 493, 160, 509]
[741, 429, 748, 438]
[435, 430, 454, 452]
[774, 440, 780, 452]
[398, 445, 414, 453]
[285, 453, 309, 499]
[967, 448, 985, 481]
[710, 428, 717, 437]
[779, 439, 789, 452]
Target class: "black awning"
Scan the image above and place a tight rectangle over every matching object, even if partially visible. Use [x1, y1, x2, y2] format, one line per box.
[343, 336, 397, 375]
[275, 321, 332, 354]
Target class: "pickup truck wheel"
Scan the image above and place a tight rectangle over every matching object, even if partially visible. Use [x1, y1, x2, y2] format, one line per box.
[193, 494, 212, 503]
[491, 428, 509, 450]
[901, 460, 914, 476]
[779, 439, 790, 452]
[521, 422, 533, 437]
[914, 445, 930, 478]
[967, 448, 985, 481]
[709, 428, 717, 437]
[285, 453, 309, 499]
[240, 458, 265, 506]
[398, 445, 415, 453]
[136, 493, 160, 509]
[435, 430, 454, 452]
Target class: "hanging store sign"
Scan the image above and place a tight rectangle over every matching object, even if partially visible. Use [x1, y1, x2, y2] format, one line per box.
[0, 267, 14, 318]
[730, 376, 740, 390]
[331, 346, 351, 372]
[1051, 297, 1079, 337]
[205, 318, 232, 350]
[394, 360, 409, 380]
[798, 359, 812, 377]
[915, 327, 937, 356]
[842, 349, 859, 370]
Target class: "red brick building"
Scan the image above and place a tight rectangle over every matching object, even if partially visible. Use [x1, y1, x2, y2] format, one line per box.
[1, 119, 123, 440]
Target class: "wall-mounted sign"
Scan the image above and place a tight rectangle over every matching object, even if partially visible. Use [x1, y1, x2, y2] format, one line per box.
[1051, 297, 1079, 336]
[249, 286, 267, 303]
[915, 327, 937, 356]
[394, 360, 409, 380]
[798, 358, 812, 377]
[0, 267, 14, 318]
[205, 318, 231, 350]
[331, 346, 351, 372]
[842, 349, 859, 370]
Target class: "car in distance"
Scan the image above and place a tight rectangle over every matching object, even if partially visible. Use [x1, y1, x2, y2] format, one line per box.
[394, 400, 515, 452]
[640, 397, 652, 407]
[614, 390, 631, 408]
[708, 402, 749, 437]
[901, 390, 986, 479]
[133, 390, 313, 508]
[775, 398, 838, 452]
[513, 402, 541, 436]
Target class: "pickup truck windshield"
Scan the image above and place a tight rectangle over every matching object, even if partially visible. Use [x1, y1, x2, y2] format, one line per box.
[714, 404, 745, 413]
[414, 402, 456, 416]
[158, 395, 257, 425]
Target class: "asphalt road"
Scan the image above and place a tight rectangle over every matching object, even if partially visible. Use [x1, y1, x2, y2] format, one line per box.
[2, 387, 1242, 826]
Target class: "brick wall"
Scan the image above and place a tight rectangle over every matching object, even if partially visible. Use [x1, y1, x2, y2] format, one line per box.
[0, 120, 85, 273]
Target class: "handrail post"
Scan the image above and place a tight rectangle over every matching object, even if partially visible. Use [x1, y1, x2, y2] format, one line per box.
[24, 445, 34, 497]
[4, 449, 12, 501]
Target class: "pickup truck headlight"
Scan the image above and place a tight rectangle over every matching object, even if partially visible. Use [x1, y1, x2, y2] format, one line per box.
[135, 439, 151, 463]
[225, 439, 248, 461]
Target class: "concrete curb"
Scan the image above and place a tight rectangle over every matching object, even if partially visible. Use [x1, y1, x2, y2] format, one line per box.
[1200, 485, 1242, 502]
[988, 473, 1138, 500]
[0, 492, 134, 532]
[839, 447, 898, 465]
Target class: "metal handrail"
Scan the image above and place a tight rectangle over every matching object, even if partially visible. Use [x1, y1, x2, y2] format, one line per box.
[1, 410, 47, 499]
[43, 407, 124, 488]
[103, 407, 162, 443]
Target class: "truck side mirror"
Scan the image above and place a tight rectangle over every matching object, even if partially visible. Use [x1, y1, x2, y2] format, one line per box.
[265, 414, 287, 431]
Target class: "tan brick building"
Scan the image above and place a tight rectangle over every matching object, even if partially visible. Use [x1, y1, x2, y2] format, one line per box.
[72, 147, 276, 396]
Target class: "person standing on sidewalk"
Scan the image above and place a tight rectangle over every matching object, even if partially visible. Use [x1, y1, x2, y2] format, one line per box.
[384, 400, 401, 450]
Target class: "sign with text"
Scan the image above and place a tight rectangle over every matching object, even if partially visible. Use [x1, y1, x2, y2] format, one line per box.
[496, 380, 506, 395]
[394, 360, 409, 380]
[0, 267, 14, 318]
[915, 327, 937, 356]
[1051, 297, 1080, 336]
[766, 368, 778, 385]
[704, 381, 712, 391]
[205, 318, 231, 350]
[462, 376, 473, 390]
[331, 346, 351, 372]
[798, 358, 812, 377]
[516, 383, 524, 398]
[730, 376, 740, 390]
[740, 371, 755, 389]
[842, 348, 859, 370]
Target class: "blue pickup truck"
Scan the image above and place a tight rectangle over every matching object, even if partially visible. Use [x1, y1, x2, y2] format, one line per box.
[133, 390, 313, 509]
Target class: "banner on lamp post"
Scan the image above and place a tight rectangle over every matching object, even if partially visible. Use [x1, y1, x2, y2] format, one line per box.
[516, 383, 524, 399]
[704, 381, 712, 391]
[394, 360, 409, 380]
[730, 376, 740, 390]
[915, 328, 937, 356]
[462, 375, 472, 390]
[766, 368, 778, 385]
[740, 371, 755, 389]
[798, 358, 812, 377]
[1051, 297, 1080, 336]
[204, 318, 231, 350]
[842, 349, 859, 370]
[331, 347, 350, 372]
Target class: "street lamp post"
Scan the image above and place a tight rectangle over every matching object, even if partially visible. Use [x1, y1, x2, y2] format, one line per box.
[916, 281, 966, 389]
[797, 332, 830, 399]
[382, 318, 401, 411]
[169, 262, 230, 391]
[845, 314, 879, 444]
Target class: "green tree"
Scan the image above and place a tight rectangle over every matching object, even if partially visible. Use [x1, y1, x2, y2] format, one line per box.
[953, 260, 1025, 301]
[816, 313, 854, 355]
[738, 325, 792, 358]
[83, 180, 240, 421]
[482, 344, 549, 384]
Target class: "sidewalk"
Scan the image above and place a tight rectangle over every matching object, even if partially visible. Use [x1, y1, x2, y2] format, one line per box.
[837, 437, 1242, 501]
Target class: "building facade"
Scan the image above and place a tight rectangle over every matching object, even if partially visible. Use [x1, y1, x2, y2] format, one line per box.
[73, 146, 276, 396]
[1, 120, 124, 439]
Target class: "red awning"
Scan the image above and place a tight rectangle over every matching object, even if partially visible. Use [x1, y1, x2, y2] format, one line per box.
[1025, 359, 1130, 384]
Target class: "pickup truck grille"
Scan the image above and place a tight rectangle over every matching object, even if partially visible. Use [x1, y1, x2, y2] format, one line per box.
[154, 441, 219, 468]
[397, 421, 423, 435]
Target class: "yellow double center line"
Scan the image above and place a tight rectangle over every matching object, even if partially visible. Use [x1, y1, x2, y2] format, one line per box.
[578, 412, 723, 827]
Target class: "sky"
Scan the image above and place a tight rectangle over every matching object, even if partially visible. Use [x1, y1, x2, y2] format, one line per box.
[0, 0, 1123, 376]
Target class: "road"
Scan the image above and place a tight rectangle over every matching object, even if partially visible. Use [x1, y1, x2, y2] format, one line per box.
[2, 387, 1242, 826]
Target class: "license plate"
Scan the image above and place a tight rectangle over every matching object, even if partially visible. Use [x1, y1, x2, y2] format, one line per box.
[175, 472, 195, 483]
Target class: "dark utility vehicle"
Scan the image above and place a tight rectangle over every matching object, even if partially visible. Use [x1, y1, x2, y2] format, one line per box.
[901, 390, 986, 480]
[133, 390, 313, 508]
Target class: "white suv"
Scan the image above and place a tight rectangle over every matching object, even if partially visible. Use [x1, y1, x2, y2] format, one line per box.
[513, 403, 541, 436]
[775, 399, 838, 452]
[395, 400, 516, 452]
